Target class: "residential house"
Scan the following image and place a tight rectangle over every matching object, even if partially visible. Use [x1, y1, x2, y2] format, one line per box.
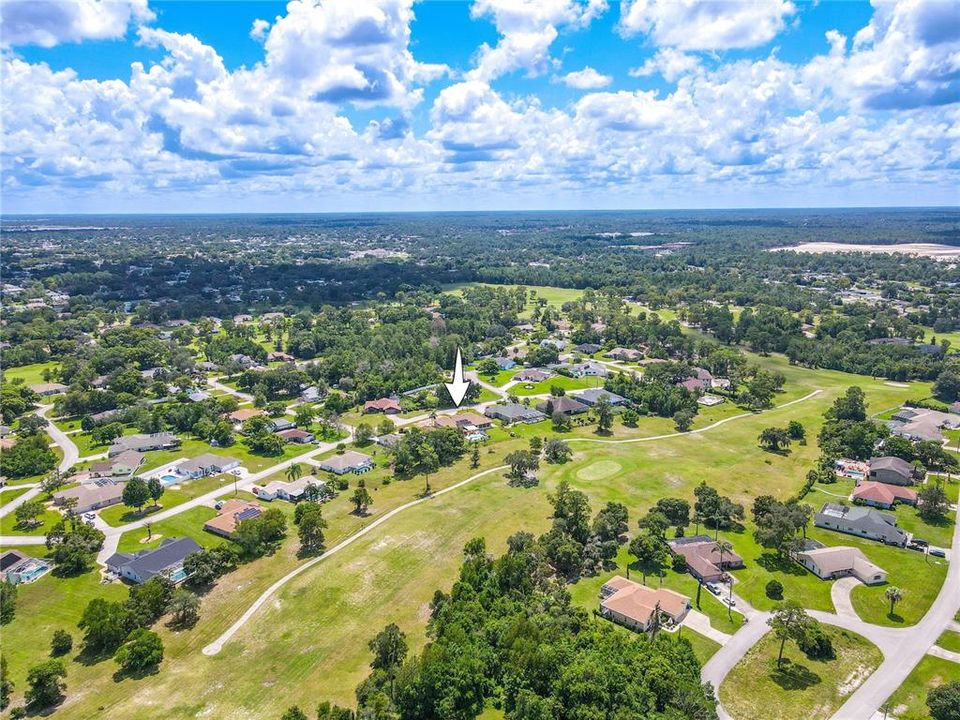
[268, 351, 295, 362]
[795, 545, 887, 585]
[105, 537, 202, 584]
[317, 451, 374, 475]
[573, 389, 626, 406]
[363, 397, 402, 414]
[851, 481, 917, 509]
[375, 433, 402, 448]
[108, 432, 180, 457]
[494, 357, 516, 370]
[605, 348, 642, 362]
[540, 338, 566, 350]
[599, 576, 690, 632]
[269, 418, 295, 432]
[300, 386, 322, 403]
[53, 478, 124, 514]
[697, 395, 725, 406]
[177, 453, 242, 479]
[278, 428, 315, 444]
[710, 378, 732, 390]
[90, 450, 144, 477]
[233, 314, 254, 324]
[513, 368, 551, 383]
[0, 550, 51, 585]
[868, 456, 918, 486]
[568, 361, 609, 378]
[537, 396, 589, 416]
[814, 503, 908, 546]
[89, 408, 124, 424]
[886, 407, 960, 443]
[251, 475, 324, 502]
[27, 382, 68, 396]
[188, 390, 211, 402]
[229, 408, 265, 423]
[835, 459, 870, 481]
[204, 500, 262, 538]
[574, 343, 601, 354]
[484, 404, 547, 425]
[667, 536, 745, 583]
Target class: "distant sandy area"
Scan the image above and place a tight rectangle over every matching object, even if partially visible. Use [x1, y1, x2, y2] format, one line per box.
[772, 242, 960, 260]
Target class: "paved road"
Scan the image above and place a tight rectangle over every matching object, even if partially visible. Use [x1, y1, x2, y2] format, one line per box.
[208, 376, 254, 403]
[0, 405, 79, 520]
[202, 463, 509, 656]
[927, 645, 960, 663]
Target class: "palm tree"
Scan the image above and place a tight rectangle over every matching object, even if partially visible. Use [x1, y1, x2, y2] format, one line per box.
[715, 539, 734, 618]
[286, 463, 303, 483]
[885, 586, 903, 617]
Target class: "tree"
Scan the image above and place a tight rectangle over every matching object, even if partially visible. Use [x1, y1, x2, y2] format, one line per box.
[529, 436, 543, 454]
[786, 420, 806, 442]
[0, 582, 16, 624]
[768, 601, 814, 668]
[351, 486, 373, 515]
[0, 655, 11, 710]
[50, 630, 73, 657]
[828, 386, 866, 421]
[673, 409, 694, 432]
[654, 497, 690, 531]
[41, 471, 65, 496]
[122, 477, 151, 513]
[765, 580, 784, 600]
[543, 439, 572, 464]
[297, 503, 328, 553]
[294, 405, 315, 428]
[918, 482, 950, 522]
[369, 623, 408, 672]
[24, 659, 66, 709]
[622, 407, 639, 427]
[594, 396, 613, 433]
[417, 443, 439, 496]
[115, 628, 164, 674]
[470, 444, 480, 469]
[147, 477, 164, 508]
[126, 576, 173, 628]
[78, 598, 131, 652]
[281, 707, 309, 720]
[286, 462, 303, 483]
[758, 427, 791, 451]
[927, 681, 960, 720]
[504, 450, 540, 487]
[628, 532, 667, 584]
[355, 423, 374, 446]
[885, 586, 903, 618]
[14, 499, 44, 529]
[551, 410, 571, 432]
[168, 588, 201, 628]
[933, 370, 960, 403]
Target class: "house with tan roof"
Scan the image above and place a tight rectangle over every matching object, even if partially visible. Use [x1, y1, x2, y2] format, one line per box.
[667, 535, 744, 583]
[90, 450, 144, 477]
[251, 475, 324, 502]
[795, 545, 887, 585]
[599, 576, 690, 632]
[229, 408, 265, 423]
[204, 499, 263, 538]
[53, 478, 124, 514]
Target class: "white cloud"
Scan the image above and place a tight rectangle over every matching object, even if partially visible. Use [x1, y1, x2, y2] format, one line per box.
[467, 0, 608, 81]
[619, 0, 796, 50]
[250, 18, 270, 42]
[629, 48, 700, 81]
[0, 0, 153, 47]
[559, 66, 611, 89]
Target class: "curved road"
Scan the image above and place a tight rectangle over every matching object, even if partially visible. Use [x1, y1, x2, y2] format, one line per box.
[0, 404, 79, 520]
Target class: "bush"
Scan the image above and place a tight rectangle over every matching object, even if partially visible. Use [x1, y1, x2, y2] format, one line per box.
[50, 630, 72, 657]
[765, 579, 784, 600]
[671, 554, 687, 573]
[115, 628, 164, 674]
[798, 623, 834, 659]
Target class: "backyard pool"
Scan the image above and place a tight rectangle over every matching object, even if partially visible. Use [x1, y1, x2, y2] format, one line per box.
[159, 473, 182, 485]
[168, 567, 188, 583]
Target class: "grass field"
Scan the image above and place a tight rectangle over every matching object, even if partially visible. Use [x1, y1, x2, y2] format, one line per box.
[441, 283, 584, 320]
[881, 654, 958, 720]
[719, 626, 883, 720]
[935, 629, 960, 654]
[510, 373, 605, 396]
[0, 502, 62, 536]
[98, 473, 238, 527]
[1, 355, 945, 718]
[0, 486, 30, 507]
[2, 361, 60, 386]
[115, 505, 222, 553]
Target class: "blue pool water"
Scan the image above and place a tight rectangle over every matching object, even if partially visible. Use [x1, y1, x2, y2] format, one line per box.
[160, 474, 181, 485]
[168, 567, 188, 583]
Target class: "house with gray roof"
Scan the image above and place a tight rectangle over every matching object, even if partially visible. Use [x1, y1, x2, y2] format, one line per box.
[178, 453, 242, 479]
[886, 407, 960, 443]
[316, 451, 374, 475]
[573, 389, 627, 406]
[484, 404, 546, 425]
[868, 456, 918, 486]
[105, 537, 201, 584]
[568, 361, 609, 378]
[537, 396, 589, 416]
[814, 503, 908, 546]
[108, 432, 180, 457]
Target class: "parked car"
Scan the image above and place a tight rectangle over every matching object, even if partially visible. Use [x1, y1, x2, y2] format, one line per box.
[906, 543, 924, 552]
[84, 512, 96, 521]
[929, 548, 946, 558]
[912, 538, 929, 547]
[706, 583, 723, 595]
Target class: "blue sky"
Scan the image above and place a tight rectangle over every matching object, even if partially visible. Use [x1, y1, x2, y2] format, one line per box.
[1, 0, 958, 212]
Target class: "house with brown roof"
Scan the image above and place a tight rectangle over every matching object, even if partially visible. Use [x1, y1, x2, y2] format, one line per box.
[851, 481, 917, 509]
[229, 408, 266, 423]
[667, 535, 744, 583]
[204, 500, 263, 538]
[53, 479, 124, 514]
[278, 428, 315, 444]
[605, 348, 642, 362]
[513, 368, 551, 383]
[363, 397, 402, 414]
[599, 576, 690, 631]
[28, 382, 68, 396]
[429, 413, 494, 433]
[536, 396, 589, 416]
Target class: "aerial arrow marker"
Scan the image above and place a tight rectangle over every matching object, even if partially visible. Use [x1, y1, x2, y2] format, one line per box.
[445, 347, 470, 407]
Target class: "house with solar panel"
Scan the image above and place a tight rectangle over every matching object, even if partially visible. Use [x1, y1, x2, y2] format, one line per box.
[204, 499, 263, 538]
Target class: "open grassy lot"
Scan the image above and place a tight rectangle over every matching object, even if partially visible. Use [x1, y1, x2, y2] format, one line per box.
[4, 358, 943, 719]
[53, 416, 83, 432]
[719, 626, 883, 720]
[935, 629, 960, 654]
[0, 486, 30, 507]
[72, 425, 143, 458]
[138, 436, 317, 474]
[881, 655, 959, 720]
[0, 501, 62, 535]
[2, 361, 60, 386]
[115, 505, 222, 553]
[510, 373, 605, 396]
[474, 369, 517, 387]
[441, 282, 584, 319]
[98, 473, 239, 527]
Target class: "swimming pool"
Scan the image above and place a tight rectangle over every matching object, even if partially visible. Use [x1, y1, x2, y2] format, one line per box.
[168, 567, 188, 583]
[159, 473, 181, 485]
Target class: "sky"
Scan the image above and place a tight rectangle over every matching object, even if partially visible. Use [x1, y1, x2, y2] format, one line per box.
[1, 0, 958, 213]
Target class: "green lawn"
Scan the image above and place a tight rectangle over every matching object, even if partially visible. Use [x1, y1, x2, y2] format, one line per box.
[116, 505, 222, 553]
[53, 416, 83, 432]
[2, 361, 60, 386]
[934, 629, 960, 654]
[475, 369, 517, 387]
[0, 502, 63, 535]
[895, 504, 956, 549]
[881, 655, 959, 720]
[510, 373, 604, 396]
[719, 626, 883, 720]
[440, 282, 584, 320]
[72, 425, 142, 458]
[0, 486, 30, 507]
[139, 436, 317, 474]
[98, 474, 238, 527]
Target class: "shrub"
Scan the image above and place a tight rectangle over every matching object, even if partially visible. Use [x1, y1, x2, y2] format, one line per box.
[50, 630, 72, 657]
[765, 580, 784, 600]
[671, 554, 687, 573]
[798, 624, 834, 659]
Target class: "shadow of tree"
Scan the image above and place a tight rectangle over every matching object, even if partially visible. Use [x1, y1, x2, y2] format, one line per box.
[770, 659, 822, 691]
[885, 612, 904, 623]
[755, 551, 807, 577]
